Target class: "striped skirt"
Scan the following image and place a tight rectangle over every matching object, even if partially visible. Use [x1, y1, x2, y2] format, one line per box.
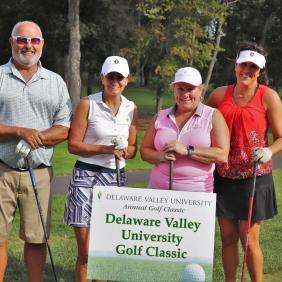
[64, 161, 126, 227]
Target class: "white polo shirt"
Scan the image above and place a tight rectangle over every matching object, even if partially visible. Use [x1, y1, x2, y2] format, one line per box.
[78, 92, 135, 169]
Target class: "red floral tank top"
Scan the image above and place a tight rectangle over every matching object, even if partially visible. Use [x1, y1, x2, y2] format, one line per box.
[217, 84, 272, 179]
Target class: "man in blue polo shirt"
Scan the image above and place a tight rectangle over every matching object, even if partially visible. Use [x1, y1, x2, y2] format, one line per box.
[0, 21, 72, 281]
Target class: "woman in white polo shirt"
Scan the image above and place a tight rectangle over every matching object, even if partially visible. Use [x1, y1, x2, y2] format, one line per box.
[64, 56, 138, 281]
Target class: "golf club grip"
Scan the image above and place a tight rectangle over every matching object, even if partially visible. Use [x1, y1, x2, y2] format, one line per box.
[169, 160, 174, 190]
[115, 156, 121, 187]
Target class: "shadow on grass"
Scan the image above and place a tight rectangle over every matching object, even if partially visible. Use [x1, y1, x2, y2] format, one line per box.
[5, 256, 74, 282]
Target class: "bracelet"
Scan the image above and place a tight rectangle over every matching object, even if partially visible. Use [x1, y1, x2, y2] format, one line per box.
[187, 145, 194, 158]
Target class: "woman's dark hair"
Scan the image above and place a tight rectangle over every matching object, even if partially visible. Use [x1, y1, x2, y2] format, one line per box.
[236, 41, 269, 85]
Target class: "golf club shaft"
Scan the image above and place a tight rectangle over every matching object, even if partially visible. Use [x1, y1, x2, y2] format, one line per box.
[115, 156, 121, 187]
[169, 160, 174, 190]
[241, 160, 258, 282]
[26, 159, 58, 282]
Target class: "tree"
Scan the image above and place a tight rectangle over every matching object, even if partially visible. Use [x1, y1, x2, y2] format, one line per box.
[136, 0, 231, 111]
[1, 0, 282, 98]
[68, 0, 81, 110]
[203, 0, 239, 97]
[0, 0, 69, 72]
[79, 0, 136, 95]
[212, 0, 282, 93]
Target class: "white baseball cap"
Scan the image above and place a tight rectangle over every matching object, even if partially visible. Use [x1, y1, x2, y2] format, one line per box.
[101, 56, 130, 77]
[171, 67, 202, 86]
[236, 50, 266, 69]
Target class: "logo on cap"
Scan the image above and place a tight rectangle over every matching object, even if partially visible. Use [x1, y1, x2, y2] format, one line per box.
[114, 59, 119, 64]
[250, 52, 254, 57]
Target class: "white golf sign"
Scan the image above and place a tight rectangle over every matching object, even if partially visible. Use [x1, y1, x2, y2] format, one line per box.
[87, 186, 216, 282]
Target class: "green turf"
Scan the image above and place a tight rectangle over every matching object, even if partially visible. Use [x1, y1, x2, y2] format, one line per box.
[88, 256, 213, 281]
[52, 141, 76, 176]
[6, 169, 282, 281]
[122, 86, 174, 117]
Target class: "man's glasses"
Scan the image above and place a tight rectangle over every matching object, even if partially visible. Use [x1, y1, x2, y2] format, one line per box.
[106, 73, 125, 81]
[12, 36, 43, 46]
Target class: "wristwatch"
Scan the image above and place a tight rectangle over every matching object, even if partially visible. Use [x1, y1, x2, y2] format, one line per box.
[187, 145, 194, 158]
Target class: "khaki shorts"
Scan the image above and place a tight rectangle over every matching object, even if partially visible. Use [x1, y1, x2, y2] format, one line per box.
[0, 162, 53, 243]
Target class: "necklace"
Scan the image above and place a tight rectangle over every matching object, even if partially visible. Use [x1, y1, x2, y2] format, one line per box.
[234, 84, 259, 99]
[102, 92, 121, 115]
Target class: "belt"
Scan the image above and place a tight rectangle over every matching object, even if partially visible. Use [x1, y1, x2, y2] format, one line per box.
[17, 167, 29, 171]
[75, 160, 125, 173]
[0, 160, 49, 171]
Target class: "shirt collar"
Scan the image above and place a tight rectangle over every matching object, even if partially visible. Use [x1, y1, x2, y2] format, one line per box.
[5, 58, 49, 80]
[96, 91, 128, 106]
[96, 92, 104, 104]
[167, 102, 204, 117]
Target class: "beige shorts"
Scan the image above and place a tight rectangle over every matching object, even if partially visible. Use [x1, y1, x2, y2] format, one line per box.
[0, 162, 53, 243]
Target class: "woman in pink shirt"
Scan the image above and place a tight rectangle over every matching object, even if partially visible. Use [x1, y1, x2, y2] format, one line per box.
[140, 67, 229, 192]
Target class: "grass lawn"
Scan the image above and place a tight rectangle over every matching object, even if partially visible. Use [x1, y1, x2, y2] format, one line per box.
[6, 169, 282, 281]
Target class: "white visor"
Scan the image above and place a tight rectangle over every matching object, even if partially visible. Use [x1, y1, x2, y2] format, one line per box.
[236, 50, 266, 69]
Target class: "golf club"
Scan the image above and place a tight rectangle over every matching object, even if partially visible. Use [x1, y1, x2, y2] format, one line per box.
[241, 160, 259, 282]
[115, 156, 121, 187]
[169, 160, 174, 190]
[25, 157, 58, 282]
[112, 136, 127, 187]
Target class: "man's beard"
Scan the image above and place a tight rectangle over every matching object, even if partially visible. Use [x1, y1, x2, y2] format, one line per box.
[12, 48, 42, 67]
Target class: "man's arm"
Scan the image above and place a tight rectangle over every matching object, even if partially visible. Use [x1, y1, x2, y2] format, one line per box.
[0, 124, 44, 148]
[0, 123, 69, 149]
[40, 125, 70, 145]
[14, 125, 70, 159]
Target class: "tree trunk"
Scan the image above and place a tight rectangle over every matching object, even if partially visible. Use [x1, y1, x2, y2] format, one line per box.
[155, 87, 163, 113]
[68, 0, 81, 110]
[260, 15, 273, 46]
[140, 64, 145, 87]
[63, 54, 70, 87]
[203, 21, 223, 98]
[54, 51, 65, 78]
[189, 25, 196, 66]
[87, 71, 94, 95]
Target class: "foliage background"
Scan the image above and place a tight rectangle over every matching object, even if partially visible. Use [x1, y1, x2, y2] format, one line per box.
[1, 0, 282, 101]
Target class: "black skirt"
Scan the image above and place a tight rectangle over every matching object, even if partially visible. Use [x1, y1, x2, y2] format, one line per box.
[214, 171, 277, 221]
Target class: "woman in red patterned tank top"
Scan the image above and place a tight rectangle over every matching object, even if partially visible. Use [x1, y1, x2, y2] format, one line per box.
[208, 42, 282, 282]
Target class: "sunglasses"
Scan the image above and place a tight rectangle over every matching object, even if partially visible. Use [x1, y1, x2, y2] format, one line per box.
[106, 73, 125, 81]
[12, 36, 43, 45]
